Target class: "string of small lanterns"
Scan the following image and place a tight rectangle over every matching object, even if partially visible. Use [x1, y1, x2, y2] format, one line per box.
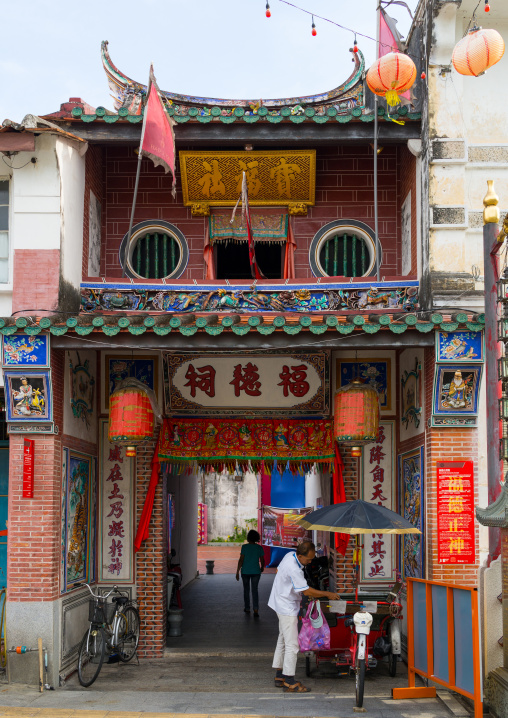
[263, 0, 504, 100]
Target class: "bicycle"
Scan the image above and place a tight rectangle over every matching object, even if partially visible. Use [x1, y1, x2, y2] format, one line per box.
[76, 583, 140, 687]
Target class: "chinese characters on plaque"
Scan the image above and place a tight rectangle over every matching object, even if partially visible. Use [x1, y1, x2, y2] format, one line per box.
[165, 353, 329, 416]
[361, 422, 396, 582]
[100, 421, 134, 582]
[436, 461, 475, 564]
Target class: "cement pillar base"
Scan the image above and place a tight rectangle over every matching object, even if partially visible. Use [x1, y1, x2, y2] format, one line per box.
[485, 667, 508, 717]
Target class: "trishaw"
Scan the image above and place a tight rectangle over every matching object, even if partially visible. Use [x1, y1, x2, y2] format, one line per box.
[296, 499, 418, 709]
[304, 586, 403, 707]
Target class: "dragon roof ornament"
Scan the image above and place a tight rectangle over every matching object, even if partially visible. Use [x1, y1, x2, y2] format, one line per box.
[101, 41, 365, 114]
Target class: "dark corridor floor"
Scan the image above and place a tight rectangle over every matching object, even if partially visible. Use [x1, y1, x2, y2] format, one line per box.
[166, 573, 278, 654]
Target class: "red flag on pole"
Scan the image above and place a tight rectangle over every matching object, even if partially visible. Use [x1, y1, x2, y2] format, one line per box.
[140, 67, 177, 196]
[378, 8, 410, 102]
[333, 444, 350, 557]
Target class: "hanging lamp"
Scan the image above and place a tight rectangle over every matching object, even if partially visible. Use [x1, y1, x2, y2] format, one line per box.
[366, 52, 417, 106]
[452, 26, 505, 77]
[108, 383, 155, 457]
[333, 378, 380, 458]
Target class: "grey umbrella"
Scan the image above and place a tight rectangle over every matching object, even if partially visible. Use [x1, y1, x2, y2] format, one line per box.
[296, 499, 420, 534]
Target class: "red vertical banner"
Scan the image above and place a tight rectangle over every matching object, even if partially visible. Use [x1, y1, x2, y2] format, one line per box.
[437, 461, 475, 564]
[22, 439, 34, 499]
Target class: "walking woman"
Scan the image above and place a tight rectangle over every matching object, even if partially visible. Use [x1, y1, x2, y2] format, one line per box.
[236, 530, 265, 617]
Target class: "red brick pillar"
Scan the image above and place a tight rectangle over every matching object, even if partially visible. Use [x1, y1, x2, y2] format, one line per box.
[135, 434, 167, 658]
[6, 347, 65, 684]
[424, 347, 479, 586]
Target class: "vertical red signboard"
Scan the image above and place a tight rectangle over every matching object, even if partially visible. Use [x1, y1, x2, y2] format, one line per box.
[22, 439, 34, 499]
[437, 460, 475, 564]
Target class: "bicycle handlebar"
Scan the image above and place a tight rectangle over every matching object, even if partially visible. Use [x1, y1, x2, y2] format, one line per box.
[75, 582, 120, 600]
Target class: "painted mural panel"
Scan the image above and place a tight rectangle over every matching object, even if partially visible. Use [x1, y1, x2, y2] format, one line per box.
[99, 420, 134, 583]
[433, 365, 482, 416]
[399, 349, 424, 441]
[64, 351, 97, 444]
[360, 422, 396, 583]
[64, 451, 95, 590]
[2, 334, 49, 367]
[102, 354, 158, 413]
[4, 370, 52, 422]
[399, 448, 424, 579]
[436, 331, 483, 363]
[334, 351, 395, 416]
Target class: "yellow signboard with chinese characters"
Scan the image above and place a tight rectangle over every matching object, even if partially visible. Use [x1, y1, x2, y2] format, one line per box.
[179, 150, 316, 207]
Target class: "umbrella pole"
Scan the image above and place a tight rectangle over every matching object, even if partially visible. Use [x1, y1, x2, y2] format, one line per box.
[353, 536, 362, 603]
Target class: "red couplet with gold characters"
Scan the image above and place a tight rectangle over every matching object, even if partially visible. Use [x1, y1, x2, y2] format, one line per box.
[108, 387, 154, 451]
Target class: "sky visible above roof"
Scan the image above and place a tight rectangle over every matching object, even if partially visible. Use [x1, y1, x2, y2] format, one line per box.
[1, 0, 418, 123]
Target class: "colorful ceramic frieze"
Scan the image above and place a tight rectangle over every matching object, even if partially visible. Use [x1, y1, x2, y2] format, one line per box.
[2, 333, 49, 367]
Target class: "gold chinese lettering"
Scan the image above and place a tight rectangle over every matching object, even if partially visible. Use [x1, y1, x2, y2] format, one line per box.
[269, 158, 301, 198]
[448, 496, 464, 513]
[449, 537, 464, 554]
[448, 478, 464, 492]
[198, 160, 225, 197]
[235, 160, 261, 196]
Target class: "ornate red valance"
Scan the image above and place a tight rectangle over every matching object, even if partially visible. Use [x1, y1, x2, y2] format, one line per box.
[158, 418, 334, 468]
[209, 213, 288, 243]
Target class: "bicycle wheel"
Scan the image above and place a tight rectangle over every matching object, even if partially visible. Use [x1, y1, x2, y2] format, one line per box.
[78, 627, 106, 687]
[0, 589, 6, 669]
[355, 658, 366, 708]
[388, 650, 397, 677]
[117, 606, 140, 662]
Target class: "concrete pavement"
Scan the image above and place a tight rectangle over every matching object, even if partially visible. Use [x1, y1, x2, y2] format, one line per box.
[0, 574, 472, 717]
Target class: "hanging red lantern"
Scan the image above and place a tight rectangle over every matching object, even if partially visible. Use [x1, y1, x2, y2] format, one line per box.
[333, 378, 380, 458]
[366, 52, 417, 106]
[353, 34, 358, 54]
[311, 16, 317, 36]
[265, 1, 271, 18]
[108, 386, 155, 457]
[485, 1, 491, 11]
[452, 27, 504, 76]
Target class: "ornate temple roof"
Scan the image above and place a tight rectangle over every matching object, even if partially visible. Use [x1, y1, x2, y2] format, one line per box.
[101, 40, 367, 116]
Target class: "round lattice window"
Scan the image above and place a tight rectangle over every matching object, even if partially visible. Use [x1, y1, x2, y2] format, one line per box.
[309, 220, 378, 278]
[119, 221, 188, 280]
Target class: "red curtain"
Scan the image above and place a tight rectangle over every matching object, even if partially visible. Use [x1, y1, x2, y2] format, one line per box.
[283, 218, 296, 279]
[134, 440, 160, 553]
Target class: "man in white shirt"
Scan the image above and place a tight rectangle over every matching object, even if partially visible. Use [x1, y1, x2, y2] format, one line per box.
[268, 540, 341, 693]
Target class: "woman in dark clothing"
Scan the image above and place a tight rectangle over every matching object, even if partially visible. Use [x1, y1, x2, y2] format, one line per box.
[236, 529, 265, 617]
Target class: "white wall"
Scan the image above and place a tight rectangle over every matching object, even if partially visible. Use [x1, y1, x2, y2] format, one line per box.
[168, 470, 198, 588]
[204, 470, 259, 541]
[56, 138, 86, 295]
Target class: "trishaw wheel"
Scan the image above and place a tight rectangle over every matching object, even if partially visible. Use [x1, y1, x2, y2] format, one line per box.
[355, 658, 365, 708]
[388, 651, 397, 677]
[305, 656, 311, 677]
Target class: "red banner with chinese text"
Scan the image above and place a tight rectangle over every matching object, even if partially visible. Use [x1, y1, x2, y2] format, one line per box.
[437, 461, 475, 564]
[158, 418, 334, 465]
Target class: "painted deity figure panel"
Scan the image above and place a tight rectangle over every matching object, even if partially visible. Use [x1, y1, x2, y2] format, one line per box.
[5, 372, 51, 421]
[65, 454, 91, 587]
[435, 365, 482, 414]
[401, 448, 424, 579]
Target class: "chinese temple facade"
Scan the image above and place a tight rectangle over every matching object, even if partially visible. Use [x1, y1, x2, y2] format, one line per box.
[0, 21, 490, 688]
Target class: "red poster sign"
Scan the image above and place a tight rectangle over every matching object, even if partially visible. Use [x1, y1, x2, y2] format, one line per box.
[437, 461, 475, 564]
[22, 439, 34, 499]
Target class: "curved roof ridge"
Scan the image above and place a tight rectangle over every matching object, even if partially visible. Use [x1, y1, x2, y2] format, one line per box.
[101, 41, 365, 111]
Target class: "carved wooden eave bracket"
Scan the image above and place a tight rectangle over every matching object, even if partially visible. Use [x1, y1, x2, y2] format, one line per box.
[476, 482, 508, 528]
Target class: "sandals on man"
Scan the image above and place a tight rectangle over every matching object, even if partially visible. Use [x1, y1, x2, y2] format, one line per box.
[283, 681, 311, 693]
[274, 676, 285, 687]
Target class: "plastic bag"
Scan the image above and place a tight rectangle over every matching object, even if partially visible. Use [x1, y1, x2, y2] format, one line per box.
[298, 600, 330, 651]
